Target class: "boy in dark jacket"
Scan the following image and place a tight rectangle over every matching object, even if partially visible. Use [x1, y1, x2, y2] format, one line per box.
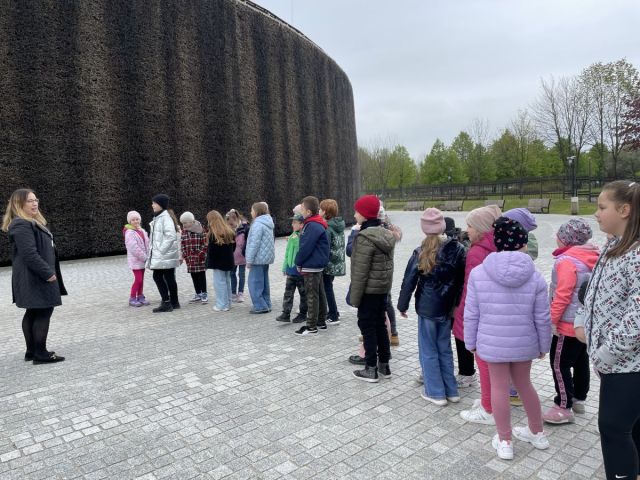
[350, 195, 396, 382]
[294, 196, 330, 335]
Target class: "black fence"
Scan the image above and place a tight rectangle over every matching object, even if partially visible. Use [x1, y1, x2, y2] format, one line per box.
[380, 176, 638, 203]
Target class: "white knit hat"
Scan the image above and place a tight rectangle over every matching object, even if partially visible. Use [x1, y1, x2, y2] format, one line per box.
[179, 211, 195, 223]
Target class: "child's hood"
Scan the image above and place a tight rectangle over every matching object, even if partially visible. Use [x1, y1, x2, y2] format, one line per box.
[562, 243, 600, 269]
[483, 251, 535, 288]
[184, 220, 204, 235]
[304, 214, 328, 229]
[123, 224, 137, 235]
[358, 226, 395, 255]
[253, 214, 274, 230]
[328, 217, 345, 234]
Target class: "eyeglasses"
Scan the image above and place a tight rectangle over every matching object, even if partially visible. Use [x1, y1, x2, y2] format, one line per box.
[26, 199, 39, 204]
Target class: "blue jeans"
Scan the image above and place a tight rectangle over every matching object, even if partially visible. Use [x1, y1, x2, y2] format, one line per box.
[231, 264, 246, 294]
[418, 315, 459, 400]
[212, 270, 232, 309]
[248, 265, 271, 312]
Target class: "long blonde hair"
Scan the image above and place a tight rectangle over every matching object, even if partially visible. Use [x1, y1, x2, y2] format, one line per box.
[207, 210, 235, 245]
[418, 234, 443, 274]
[2, 188, 47, 232]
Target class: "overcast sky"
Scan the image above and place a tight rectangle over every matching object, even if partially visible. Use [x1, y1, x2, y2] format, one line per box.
[252, 0, 640, 161]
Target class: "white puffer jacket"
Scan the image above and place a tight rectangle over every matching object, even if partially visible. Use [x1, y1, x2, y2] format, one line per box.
[147, 210, 180, 270]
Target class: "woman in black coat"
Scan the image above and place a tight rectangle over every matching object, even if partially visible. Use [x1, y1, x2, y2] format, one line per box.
[2, 189, 67, 363]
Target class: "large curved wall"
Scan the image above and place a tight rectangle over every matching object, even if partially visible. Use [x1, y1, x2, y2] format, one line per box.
[0, 0, 358, 264]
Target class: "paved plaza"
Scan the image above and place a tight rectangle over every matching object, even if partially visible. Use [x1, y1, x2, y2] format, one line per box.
[0, 211, 609, 479]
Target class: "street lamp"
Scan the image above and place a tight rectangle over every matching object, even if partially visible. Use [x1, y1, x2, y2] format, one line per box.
[567, 156, 576, 197]
[448, 167, 452, 200]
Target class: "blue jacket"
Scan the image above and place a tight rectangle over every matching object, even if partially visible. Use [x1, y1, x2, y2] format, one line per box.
[346, 228, 358, 257]
[295, 215, 330, 271]
[245, 214, 275, 265]
[397, 238, 466, 318]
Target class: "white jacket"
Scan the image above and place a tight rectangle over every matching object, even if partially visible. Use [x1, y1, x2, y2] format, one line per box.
[147, 210, 180, 270]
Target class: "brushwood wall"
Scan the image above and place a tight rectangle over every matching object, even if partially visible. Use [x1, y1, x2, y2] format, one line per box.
[0, 0, 358, 264]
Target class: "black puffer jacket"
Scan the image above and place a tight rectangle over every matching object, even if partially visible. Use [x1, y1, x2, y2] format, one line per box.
[349, 220, 396, 307]
[397, 237, 466, 318]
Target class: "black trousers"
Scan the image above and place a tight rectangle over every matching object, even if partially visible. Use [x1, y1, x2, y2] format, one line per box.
[549, 334, 590, 409]
[190, 271, 207, 294]
[599, 371, 640, 480]
[386, 293, 397, 335]
[303, 272, 326, 329]
[455, 337, 476, 376]
[22, 307, 54, 357]
[153, 269, 178, 304]
[357, 293, 391, 368]
[282, 275, 307, 315]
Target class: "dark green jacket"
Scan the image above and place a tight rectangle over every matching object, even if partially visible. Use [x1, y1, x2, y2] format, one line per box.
[350, 224, 396, 307]
[325, 217, 346, 276]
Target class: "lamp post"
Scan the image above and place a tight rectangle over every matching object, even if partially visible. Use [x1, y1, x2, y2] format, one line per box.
[567, 156, 576, 197]
[448, 167, 452, 201]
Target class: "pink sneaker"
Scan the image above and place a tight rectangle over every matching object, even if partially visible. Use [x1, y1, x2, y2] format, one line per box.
[543, 404, 575, 424]
[236, 292, 245, 303]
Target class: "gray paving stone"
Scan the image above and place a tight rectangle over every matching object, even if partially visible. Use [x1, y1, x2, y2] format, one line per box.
[0, 212, 608, 479]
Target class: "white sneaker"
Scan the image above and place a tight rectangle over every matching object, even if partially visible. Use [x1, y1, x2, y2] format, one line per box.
[460, 402, 495, 425]
[213, 306, 229, 312]
[513, 426, 549, 450]
[572, 400, 586, 414]
[447, 396, 461, 403]
[456, 374, 476, 388]
[236, 293, 245, 303]
[420, 392, 447, 406]
[415, 374, 424, 385]
[492, 434, 514, 460]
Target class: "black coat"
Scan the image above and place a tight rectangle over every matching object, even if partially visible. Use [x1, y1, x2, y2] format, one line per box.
[397, 238, 466, 318]
[8, 218, 67, 309]
[205, 240, 235, 271]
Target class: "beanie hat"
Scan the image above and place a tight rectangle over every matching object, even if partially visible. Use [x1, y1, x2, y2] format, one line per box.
[557, 218, 592, 247]
[179, 211, 195, 223]
[152, 194, 169, 211]
[421, 208, 446, 235]
[493, 217, 528, 252]
[466, 205, 502, 233]
[292, 204, 303, 215]
[354, 195, 380, 220]
[504, 208, 537, 232]
[289, 214, 305, 223]
[127, 211, 141, 224]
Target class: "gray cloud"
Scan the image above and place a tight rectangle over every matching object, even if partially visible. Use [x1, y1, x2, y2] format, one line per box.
[253, 0, 640, 160]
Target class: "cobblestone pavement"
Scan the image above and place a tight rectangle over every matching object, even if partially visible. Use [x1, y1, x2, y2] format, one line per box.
[0, 211, 609, 479]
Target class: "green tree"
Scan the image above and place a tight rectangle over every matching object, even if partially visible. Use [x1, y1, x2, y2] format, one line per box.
[489, 129, 519, 179]
[387, 145, 418, 190]
[420, 139, 466, 185]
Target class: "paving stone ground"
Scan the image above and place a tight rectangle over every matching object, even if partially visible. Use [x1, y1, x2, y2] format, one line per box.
[0, 211, 609, 479]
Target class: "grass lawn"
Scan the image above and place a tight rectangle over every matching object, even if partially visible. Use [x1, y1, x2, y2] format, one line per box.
[385, 196, 599, 215]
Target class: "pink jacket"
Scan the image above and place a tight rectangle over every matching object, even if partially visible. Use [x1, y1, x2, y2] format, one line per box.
[233, 228, 247, 266]
[124, 226, 149, 270]
[453, 231, 496, 340]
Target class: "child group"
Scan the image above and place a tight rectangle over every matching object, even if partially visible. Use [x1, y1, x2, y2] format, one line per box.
[121, 183, 640, 473]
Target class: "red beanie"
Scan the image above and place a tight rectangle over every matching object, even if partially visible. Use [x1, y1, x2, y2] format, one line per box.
[354, 195, 381, 220]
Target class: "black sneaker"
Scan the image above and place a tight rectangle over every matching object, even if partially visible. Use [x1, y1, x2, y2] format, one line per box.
[317, 323, 327, 330]
[353, 366, 379, 383]
[292, 313, 307, 323]
[348, 355, 365, 365]
[153, 301, 173, 313]
[32, 353, 65, 364]
[378, 362, 391, 379]
[294, 326, 318, 336]
[326, 317, 341, 326]
[276, 313, 291, 322]
[171, 302, 181, 310]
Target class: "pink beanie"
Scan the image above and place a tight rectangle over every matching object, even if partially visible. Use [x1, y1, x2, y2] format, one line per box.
[466, 205, 502, 233]
[127, 211, 141, 223]
[421, 208, 445, 235]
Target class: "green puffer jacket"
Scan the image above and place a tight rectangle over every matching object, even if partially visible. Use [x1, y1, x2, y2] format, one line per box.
[325, 217, 346, 276]
[350, 225, 396, 307]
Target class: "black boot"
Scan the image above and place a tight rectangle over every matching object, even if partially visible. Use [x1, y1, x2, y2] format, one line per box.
[153, 301, 173, 313]
[32, 353, 65, 364]
[171, 302, 181, 310]
[353, 365, 379, 383]
[378, 362, 391, 379]
[276, 313, 291, 322]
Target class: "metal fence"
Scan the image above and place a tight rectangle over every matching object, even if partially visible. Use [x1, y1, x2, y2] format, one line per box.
[379, 176, 638, 203]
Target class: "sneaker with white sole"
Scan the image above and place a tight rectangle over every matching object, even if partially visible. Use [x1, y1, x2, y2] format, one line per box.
[492, 434, 514, 460]
[572, 399, 586, 414]
[447, 396, 461, 403]
[513, 426, 549, 450]
[543, 404, 575, 424]
[420, 392, 447, 406]
[460, 400, 495, 425]
[213, 306, 229, 312]
[188, 294, 202, 304]
[456, 374, 476, 388]
[415, 374, 424, 385]
[200, 293, 209, 304]
[294, 326, 318, 336]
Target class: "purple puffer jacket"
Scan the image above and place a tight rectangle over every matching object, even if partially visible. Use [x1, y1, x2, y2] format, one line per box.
[464, 251, 552, 363]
